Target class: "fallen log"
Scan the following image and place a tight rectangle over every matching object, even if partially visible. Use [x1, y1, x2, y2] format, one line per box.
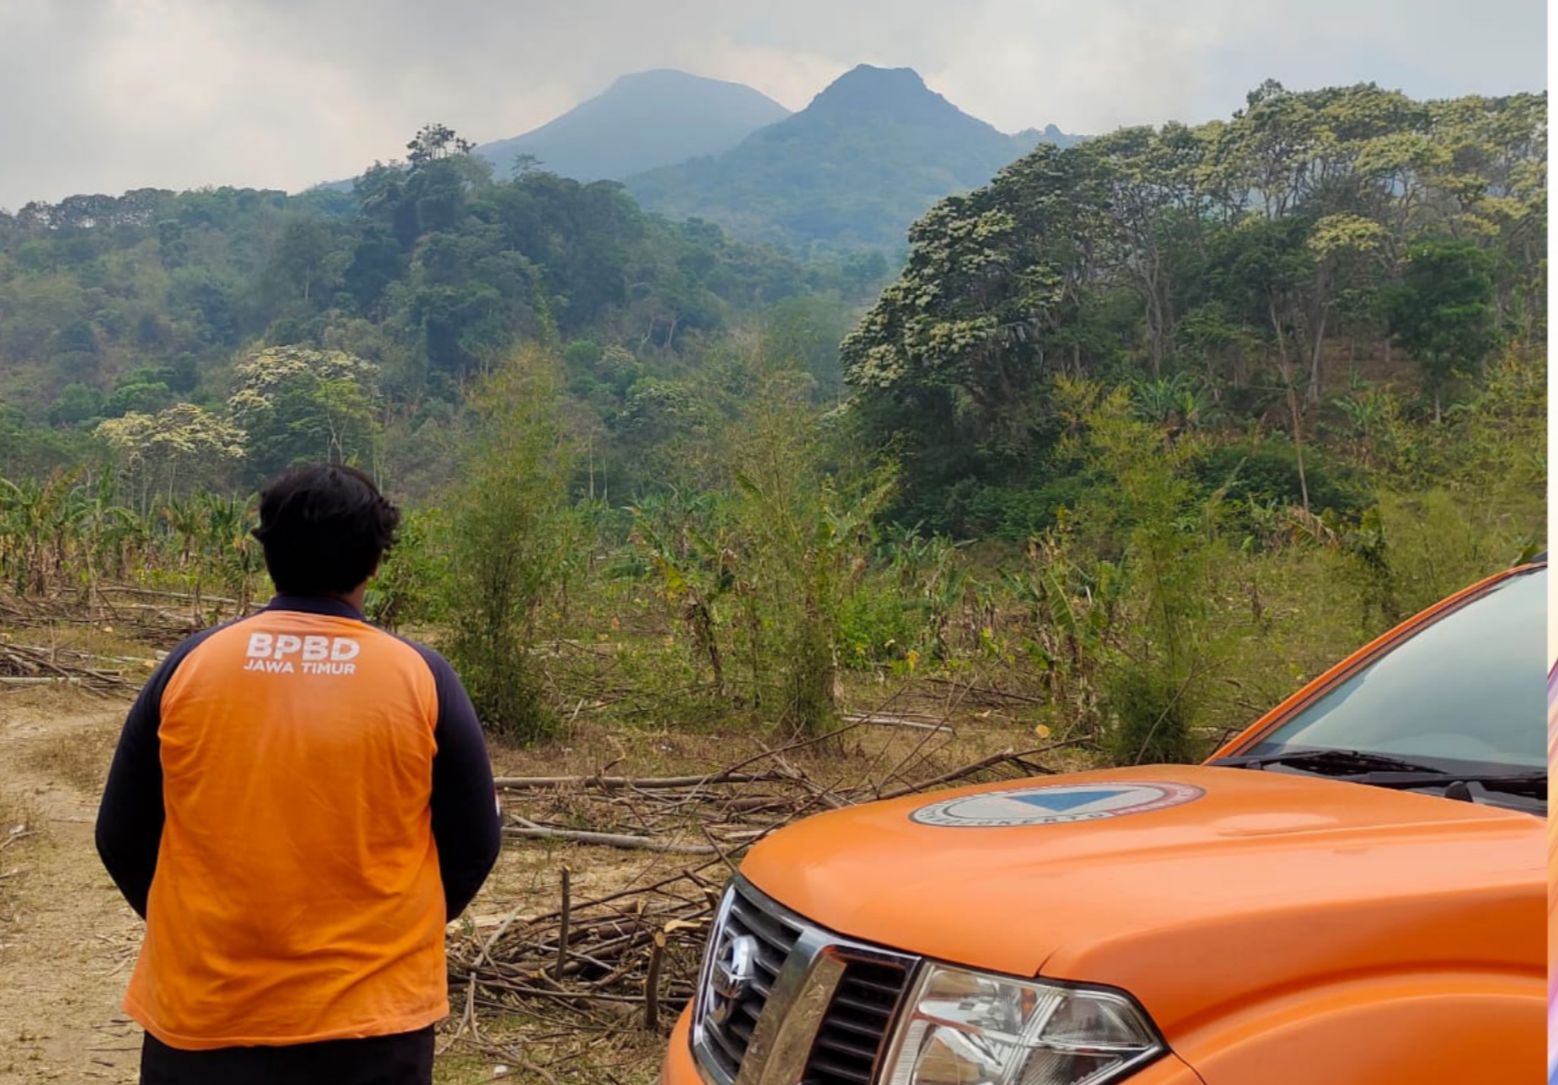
[505, 820, 719, 856]
[494, 770, 786, 790]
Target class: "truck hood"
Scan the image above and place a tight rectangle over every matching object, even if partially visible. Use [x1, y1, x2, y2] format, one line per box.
[739, 764, 1543, 1037]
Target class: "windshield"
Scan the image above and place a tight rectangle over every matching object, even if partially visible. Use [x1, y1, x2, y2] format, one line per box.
[1244, 567, 1546, 776]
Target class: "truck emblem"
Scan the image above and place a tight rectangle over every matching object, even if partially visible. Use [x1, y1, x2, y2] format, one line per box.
[708, 933, 759, 1024]
[911, 781, 1204, 827]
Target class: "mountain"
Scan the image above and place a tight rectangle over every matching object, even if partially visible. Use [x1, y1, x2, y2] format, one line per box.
[472, 69, 791, 182]
[624, 65, 1079, 251]
[1014, 123, 1087, 151]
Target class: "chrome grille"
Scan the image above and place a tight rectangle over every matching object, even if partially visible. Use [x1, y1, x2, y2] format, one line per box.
[699, 883, 803, 1078]
[692, 878, 917, 1085]
[804, 959, 911, 1085]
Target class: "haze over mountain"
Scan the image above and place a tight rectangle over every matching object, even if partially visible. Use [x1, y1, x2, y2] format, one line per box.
[626, 64, 1079, 251]
[472, 69, 790, 182]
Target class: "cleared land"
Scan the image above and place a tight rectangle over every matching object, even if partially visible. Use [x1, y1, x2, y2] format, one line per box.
[0, 627, 1092, 1085]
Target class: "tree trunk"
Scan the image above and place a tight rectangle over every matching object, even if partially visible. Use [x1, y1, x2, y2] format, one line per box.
[1307, 306, 1328, 405]
[1270, 299, 1311, 513]
[1145, 297, 1160, 378]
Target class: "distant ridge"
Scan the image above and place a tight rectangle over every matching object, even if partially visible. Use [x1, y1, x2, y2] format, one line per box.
[472, 69, 791, 182]
[626, 64, 1080, 250]
[1014, 123, 1086, 151]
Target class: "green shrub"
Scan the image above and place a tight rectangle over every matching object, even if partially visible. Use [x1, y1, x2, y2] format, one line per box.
[1195, 438, 1367, 522]
[836, 578, 920, 666]
[364, 506, 449, 631]
[1106, 667, 1199, 764]
[443, 347, 573, 743]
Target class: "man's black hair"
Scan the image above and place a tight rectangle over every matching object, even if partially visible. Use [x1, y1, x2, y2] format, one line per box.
[252, 464, 400, 596]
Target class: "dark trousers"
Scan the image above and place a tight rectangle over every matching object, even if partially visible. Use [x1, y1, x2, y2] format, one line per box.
[140, 1026, 435, 1085]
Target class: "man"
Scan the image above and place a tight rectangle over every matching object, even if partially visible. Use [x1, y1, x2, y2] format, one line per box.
[96, 464, 502, 1085]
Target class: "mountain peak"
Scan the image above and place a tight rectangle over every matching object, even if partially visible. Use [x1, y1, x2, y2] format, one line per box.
[607, 69, 745, 93]
[827, 64, 929, 93]
[473, 70, 789, 182]
[628, 63, 1050, 250]
[805, 64, 969, 127]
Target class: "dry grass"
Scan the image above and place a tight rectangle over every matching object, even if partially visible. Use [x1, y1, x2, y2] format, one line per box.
[433, 1009, 664, 1085]
[21, 717, 120, 795]
[0, 620, 162, 663]
[0, 787, 38, 925]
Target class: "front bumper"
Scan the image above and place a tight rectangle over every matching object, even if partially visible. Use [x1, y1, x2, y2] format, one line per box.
[659, 1002, 1210, 1085]
[660, 1007, 700, 1084]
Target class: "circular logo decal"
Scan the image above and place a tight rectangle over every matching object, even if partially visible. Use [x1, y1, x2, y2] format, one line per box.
[910, 781, 1204, 827]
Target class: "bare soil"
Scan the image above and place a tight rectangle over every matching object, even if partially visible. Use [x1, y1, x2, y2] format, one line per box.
[0, 665, 1076, 1085]
[0, 687, 660, 1085]
[0, 690, 141, 1084]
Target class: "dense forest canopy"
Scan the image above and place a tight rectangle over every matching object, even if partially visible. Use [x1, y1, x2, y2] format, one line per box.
[0, 122, 881, 495]
[0, 83, 1543, 523]
[843, 81, 1545, 532]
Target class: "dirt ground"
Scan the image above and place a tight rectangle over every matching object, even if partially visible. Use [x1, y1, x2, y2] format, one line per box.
[0, 667, 1069, 1085]
[0, 687, 660, 1084]
[0, 691, 141, 1084]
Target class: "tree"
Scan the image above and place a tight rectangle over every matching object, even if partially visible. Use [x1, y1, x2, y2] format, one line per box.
[48, 383, 103, 427]
[1387, 240, 1499, 421]
[1059, 381, 1228, 763]
[1303, 212, 1388, 402]
[1205, 215, 1315, 509]
[267, 217, 338, 304]
[226, 346, 382, 482]
[724, 378, 893, 734]
[443, 346, 573, 742]
[406, 123, 474, 168]
[510, 153, 544, 180]
[95, 404, 244, 514]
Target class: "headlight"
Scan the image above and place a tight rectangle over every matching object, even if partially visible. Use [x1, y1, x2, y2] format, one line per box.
[882, 963, 1163, 1085]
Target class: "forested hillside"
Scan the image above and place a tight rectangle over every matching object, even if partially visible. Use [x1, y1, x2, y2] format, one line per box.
[0, 123, 879, 496]
[844, 81, 1546, 533]
[0, 80, 1545, 763]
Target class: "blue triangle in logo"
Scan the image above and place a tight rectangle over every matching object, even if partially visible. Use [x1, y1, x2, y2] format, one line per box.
[1009, 788, 1125, 812]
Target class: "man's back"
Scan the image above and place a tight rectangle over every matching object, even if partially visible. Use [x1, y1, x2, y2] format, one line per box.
[128, 599, 454, 1046]
[96, 465, 500, 1085]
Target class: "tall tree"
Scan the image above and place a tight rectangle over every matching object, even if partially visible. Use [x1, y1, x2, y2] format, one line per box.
[1387, 239, 1499, 421]
[227, 346, 382, 482]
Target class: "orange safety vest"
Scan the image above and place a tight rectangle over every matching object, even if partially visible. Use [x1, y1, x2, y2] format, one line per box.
[123, 607, 449, 1049]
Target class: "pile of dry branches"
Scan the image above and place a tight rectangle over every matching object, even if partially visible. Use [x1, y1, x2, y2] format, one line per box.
[0, 638, 140, 693]
[0, 585, 248, 649]
[451, 727, 1079, 1044]
[0, 584, 254, 693]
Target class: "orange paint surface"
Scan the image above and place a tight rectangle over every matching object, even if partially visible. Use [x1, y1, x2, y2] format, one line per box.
[661, 565, 1546, 1083]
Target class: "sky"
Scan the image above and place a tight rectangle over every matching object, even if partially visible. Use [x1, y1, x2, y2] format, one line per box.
[0, 0, 1546, 209]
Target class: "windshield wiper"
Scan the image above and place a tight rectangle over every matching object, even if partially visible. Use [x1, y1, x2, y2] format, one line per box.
[1213, 748, 1440, 775]
[1339, 770, 1547, 798]
[1214, 749, 1546, 805]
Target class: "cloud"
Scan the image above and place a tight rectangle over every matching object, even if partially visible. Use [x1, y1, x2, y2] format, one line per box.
[0, 0, 1545, 208]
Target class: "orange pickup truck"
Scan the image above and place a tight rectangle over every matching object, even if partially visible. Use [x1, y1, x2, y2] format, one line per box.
[661, 558, 1546, 1085]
